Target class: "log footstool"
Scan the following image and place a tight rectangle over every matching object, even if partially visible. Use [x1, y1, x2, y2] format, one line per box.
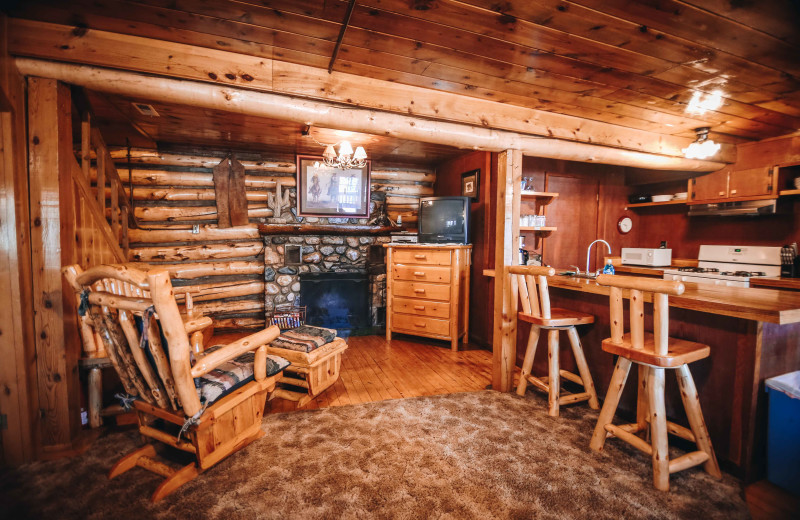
[266, 325, 348, 408]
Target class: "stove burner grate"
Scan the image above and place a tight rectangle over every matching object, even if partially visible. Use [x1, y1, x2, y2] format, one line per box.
[678, 267, 719, 273]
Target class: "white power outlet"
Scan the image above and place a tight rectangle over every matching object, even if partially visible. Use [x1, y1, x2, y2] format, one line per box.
[192, 224, 200, 234]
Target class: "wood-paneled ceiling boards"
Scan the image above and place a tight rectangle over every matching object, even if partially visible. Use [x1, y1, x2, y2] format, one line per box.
[4, 0, 800, 166]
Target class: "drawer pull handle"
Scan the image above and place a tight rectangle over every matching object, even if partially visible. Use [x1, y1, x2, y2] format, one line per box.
[718, 191, 725, 196]
[413, 271, 425, 276]
[414, 289, 426, 293]
[414, 322, 427, 328]
[414, 254, 426, 259]
[730, 189, 737, 195]
[413, 305, 426, 311]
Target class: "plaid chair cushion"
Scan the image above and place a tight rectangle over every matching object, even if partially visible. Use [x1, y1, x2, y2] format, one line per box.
[195, 346, 290, 405]
[270, 325, 337, 353]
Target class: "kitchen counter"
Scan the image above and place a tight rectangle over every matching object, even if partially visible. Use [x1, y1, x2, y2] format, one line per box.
[483, 270, 800, 324]
[750, 277, 800, 291]
[547, 274, 800, 324]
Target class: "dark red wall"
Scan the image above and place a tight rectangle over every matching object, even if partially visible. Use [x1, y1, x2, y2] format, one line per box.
[435, 151, 494, 347]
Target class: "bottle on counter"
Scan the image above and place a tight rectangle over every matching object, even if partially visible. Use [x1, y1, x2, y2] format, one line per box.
[602, 258, 615, 275]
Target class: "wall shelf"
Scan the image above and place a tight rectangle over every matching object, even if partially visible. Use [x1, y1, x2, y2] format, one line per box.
[520, 226, 556, 234]
[779, 189, 800, 196]
[521, 191, 558, 205]
[625, 199, 686, 209]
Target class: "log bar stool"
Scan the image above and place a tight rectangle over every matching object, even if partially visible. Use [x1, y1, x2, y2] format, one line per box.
[511, 266, 599, 416]
[590, 274, 721, 491]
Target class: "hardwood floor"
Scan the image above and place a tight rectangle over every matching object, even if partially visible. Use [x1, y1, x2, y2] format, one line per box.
[266, 334, 493, 414]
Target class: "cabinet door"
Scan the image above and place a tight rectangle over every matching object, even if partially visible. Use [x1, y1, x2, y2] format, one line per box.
[692, 169, 729, 201]
[728, 167, 775, 198]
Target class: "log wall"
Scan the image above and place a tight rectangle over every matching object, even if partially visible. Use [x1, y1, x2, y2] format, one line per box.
[117, 149, 435, 330]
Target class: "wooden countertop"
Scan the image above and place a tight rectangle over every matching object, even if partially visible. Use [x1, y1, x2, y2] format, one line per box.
[750, 277, 800, 291]
[482, 269, 800, 324]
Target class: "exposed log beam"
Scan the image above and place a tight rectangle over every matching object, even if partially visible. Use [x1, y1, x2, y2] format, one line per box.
[14, 57, 729, 171]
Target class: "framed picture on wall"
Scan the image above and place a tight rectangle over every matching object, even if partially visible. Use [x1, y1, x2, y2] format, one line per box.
[461, 168, 480, 200]
[296, 155, 371, 217]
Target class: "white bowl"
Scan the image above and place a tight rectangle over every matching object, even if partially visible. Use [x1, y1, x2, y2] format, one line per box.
[651, 195, 673, 202]
[794, 177, 800, 189]
[672, 192, 688, 200]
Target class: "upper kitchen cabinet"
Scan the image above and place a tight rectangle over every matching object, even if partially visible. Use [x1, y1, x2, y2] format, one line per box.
[689, 166, 778, 203]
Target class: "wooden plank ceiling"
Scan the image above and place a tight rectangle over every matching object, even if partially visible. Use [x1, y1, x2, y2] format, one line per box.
[7, 0, 800, 162]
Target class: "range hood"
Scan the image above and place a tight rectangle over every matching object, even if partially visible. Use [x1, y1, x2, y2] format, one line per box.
[688, 199, 777, 217]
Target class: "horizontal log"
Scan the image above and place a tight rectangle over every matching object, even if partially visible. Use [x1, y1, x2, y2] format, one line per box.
[127, 205, 273, 222]
[109, 149, 296, 172]
[371, 170, 435, 183]
[107, 187, 273, 202]
[371, 183, 433, 196]
[130, 241, 264, 262]
[127, 261, 263, 279]
[386, 196, 419, 205]
[129, 224, 260, 244]
[179, 281, 265, 302]
[258, 224, 395, 236]
[14, 57, 730, 170]
[95, 168, 296, 188]
[193, 299, 265, 315]
[213, 316, 266, 330]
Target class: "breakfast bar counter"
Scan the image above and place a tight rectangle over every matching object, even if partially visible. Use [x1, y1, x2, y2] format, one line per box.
[489, 270, 800, 482]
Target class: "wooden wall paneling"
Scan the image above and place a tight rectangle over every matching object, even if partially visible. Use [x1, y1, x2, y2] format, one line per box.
[0, 25, 36, 463]
[27, 77, 79, 451]
[543, 173, 600, 271]
[492, 150, 521, 392]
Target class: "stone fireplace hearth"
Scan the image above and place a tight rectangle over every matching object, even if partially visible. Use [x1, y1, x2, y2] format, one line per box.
[263, 235, 388, 330]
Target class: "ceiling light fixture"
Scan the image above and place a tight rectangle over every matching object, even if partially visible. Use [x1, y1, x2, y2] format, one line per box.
[322, 140, 367, 169]
[304, 126, 368, 169]
[682, 127, 720, 160]
[686, 89, 723, 115]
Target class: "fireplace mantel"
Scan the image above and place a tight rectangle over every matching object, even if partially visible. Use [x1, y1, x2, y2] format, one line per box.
[258, 224, 397, 236]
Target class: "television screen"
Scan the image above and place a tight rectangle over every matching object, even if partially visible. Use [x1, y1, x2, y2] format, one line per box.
[418, 197, 470, 244]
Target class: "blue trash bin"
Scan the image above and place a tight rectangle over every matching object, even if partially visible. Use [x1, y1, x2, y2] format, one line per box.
[765, 371, 800, 496]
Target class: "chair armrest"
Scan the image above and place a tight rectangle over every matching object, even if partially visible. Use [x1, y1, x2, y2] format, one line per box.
[183, 316, 213, 334]
[190, 325, 280, 378]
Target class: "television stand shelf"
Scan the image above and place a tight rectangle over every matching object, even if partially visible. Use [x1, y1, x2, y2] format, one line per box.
[384, 244, 472, 351]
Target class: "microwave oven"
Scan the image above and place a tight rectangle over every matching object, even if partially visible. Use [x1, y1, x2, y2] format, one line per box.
[621, 248, 672, 267]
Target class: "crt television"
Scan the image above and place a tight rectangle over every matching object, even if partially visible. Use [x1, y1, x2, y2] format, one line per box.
[417, 196, 471, 244]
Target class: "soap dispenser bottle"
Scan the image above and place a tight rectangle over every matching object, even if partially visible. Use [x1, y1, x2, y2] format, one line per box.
[602, 258, 615, 275]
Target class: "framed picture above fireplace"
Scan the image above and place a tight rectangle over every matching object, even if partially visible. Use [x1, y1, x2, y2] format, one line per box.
[296, 155, 371, 217]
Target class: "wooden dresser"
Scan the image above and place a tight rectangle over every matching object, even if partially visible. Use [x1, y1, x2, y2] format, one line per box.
[384, 244, 472, 351]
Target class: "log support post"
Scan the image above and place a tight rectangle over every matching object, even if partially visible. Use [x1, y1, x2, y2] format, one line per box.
[28, 77, 82, 452]
[492, 149, 522, 392]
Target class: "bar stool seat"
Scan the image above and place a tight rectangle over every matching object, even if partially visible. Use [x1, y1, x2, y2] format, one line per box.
[602, 332, 710, 368]
[509, 265, 599, 417]
[518, 308, 595, 328]
[590, 274, 721, 492]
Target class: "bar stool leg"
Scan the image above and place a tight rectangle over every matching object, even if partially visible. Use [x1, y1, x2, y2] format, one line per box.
[676, 364, 722, 478]
[590, 356, 633, 451]
[648, 366, 670, 491]
[516, 326, 541, 396]
[547, 329, 560, 417]
[636, 365, 650, 438]
[565, 326, 598, 409]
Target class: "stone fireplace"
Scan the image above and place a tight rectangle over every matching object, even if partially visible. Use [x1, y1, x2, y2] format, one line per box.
[262, 234, 388, 332]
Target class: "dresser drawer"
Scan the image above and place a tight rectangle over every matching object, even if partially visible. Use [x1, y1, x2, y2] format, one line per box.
[391, 313, 450, 337]
[392, 249, 452, 266]
[392, 297, 450, 318]
[391, 281, 451, 301]
[392, 265, 451, 283]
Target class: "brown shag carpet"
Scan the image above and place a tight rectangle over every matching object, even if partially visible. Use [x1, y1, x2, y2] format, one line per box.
[0, 390, 749, 519]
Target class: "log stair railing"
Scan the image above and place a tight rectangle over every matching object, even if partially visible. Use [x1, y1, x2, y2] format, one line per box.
[80, 112, 138, 257]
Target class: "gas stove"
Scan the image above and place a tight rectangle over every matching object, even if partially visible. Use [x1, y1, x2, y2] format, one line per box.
[663, 245, 782, 287]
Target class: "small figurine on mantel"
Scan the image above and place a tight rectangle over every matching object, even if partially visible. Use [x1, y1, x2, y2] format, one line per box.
[367, 190, 398, 227]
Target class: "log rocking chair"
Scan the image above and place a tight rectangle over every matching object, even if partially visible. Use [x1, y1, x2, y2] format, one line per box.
[63, 264, 287, 502]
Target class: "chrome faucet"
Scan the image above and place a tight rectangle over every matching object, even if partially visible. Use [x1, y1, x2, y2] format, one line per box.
[586, 239, 612, 276]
